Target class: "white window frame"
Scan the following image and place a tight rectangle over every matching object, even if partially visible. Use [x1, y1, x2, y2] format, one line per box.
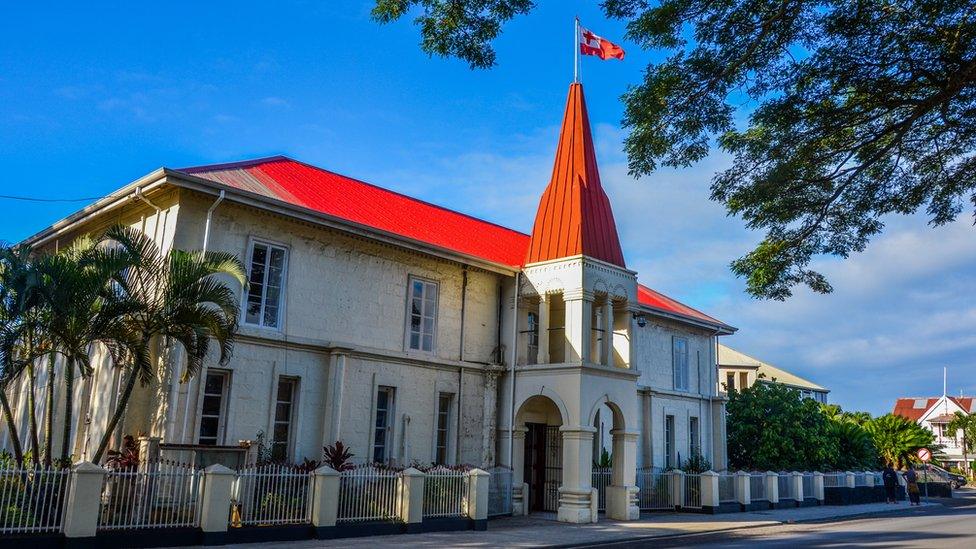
[404, 276, 439, 353]
[271, 376, 298, 462]
[373, 386, 396, 463]
[242, 237, 289, 330]
[198, 369, 231, 446]
[433, 392, 455, 465]
[673, 337, 689, 391]
[689, 416, 700, 457]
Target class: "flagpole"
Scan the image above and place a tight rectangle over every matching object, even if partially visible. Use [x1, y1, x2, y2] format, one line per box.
[574, 17, 579, 83]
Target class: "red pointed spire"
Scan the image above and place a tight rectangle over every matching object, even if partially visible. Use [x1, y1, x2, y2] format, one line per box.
[525, 83, 625, 267]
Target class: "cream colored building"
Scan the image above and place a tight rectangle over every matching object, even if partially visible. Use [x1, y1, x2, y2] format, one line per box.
[717, 344, 829, 403]
[2, 83, 735, 524]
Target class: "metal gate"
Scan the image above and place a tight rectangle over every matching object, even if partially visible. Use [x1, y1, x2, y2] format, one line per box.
[543, 425, 562, 512]
[524, 423, 563, 512]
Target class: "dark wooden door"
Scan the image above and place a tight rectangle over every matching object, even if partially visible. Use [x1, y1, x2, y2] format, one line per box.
[524, 423, 547, 511]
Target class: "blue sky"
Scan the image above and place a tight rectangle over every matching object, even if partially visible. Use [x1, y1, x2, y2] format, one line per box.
[2, 1, 974, 415]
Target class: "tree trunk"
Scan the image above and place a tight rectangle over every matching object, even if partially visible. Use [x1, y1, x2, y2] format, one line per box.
[43, 352, 55, 467]
[26, 362, 41, 467]
[0, 383, 24, 464]
[92, 367, 140, 464]
[59, 356, 74, 465]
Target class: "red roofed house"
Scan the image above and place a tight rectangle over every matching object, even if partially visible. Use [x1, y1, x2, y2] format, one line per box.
[892, 395, 975, 470]
[4, 83, 735, 524]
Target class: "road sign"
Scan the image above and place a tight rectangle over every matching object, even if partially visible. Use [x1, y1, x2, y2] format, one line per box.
[917, 448, 932, 462]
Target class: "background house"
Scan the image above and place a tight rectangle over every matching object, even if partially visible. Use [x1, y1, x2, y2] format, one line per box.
[717, 344, 829, 403]
[893, 395, 974, 470]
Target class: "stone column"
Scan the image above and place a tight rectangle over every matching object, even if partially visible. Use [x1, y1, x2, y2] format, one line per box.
[792, 471, 804, 504]
[765, 471, 779, 505]
[399, 467, 425, 532]
[700, 470, 720, 510]
[669, 469, 685, 508]
[813, 472, 825, 502]
[537, 295, 550, 364]
[562, 290, 593, 364]
[200, 464, 235, 542]
[311, 465, 340, 531]
[466, 468, 490, 529]
[137, 436, 161, 469]
[557, 426, 596, 523]
[63, 462, 107, 539]
[606, 429, 639, 520]
[735, 471, 751, 507]
[322, 351, 349, 448]
[601, 299, 614, 366]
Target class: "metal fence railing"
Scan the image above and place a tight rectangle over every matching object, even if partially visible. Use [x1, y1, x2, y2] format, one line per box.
[99, 461, 202, 530]
[778, 473, 794, 500]
[683, 474, 702, 509]
[823, 473, 845, 487]
[592, 467, 612, 511]
[802, 473, 814, 498]
[0, 466, 71, 534]
[422, 467, 469, 519]
[749, 474, 767, 501]
[337, 466, 401, 523]
[636, 468, 671, 510]
[854, 472, 870, 486]
[486, 466, 513, 517]
[873, 472, 883, 486]
[717, 473, 736, 503]
[231, 464, 311, 527]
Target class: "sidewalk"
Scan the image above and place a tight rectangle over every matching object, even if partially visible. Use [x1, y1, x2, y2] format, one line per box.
[231, 501, 938, 548]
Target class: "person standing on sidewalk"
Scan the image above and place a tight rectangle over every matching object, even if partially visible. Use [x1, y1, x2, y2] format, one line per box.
[882, 464, 898, 503]
[904, 465, 921, 506]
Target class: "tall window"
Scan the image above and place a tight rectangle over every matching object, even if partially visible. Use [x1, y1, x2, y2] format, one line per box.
[198, 371, 229, 445]
[739, 372, 748, 390]
[271, 378, 297, 461]
[726, 372, 735, 391]
[665, 415, 675, 468]
[524, 312, 539, 364]
[407, 277, 438, 352]
[373, 386, 395, 463]
[673, 337, 689, 391]
[435, 393, 453, 464]
[245, 241, 287, 329]
[689, 417, 700, 457]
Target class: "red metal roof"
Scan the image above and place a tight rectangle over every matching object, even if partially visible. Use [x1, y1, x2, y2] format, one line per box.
[637, 284, 731, 329]
[525, 83, 625, 267]
[892, 397, 975, 421]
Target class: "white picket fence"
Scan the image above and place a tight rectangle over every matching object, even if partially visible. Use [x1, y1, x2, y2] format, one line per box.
[337, 466, 401, 523]
[0, 467, 71, 534]
[749, 474, 767, 501]
[717, 473, 737, 503]
[592, 467, 613, 511]
[802, 473, 815, 497]
[99, 461, 203, 530]
[231, 464, 312, 526]
[486, 466, 513, 517]
[422, 467, 469, 518]
[823, 472, 845, 487]
[682, 473, 702, 509]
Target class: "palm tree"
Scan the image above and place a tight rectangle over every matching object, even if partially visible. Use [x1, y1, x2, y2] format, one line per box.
[91, 225, 245, 463]
[947, 412, 976, 478]
[0, 244, 33, 465]
[34, 238, 145, 465]
[865, 414, 935, 469]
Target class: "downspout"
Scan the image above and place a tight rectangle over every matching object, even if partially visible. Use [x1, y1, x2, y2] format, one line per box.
[179, 190, 226, 443]
[507, 273, 520, 470]
[134, 186, 165, 247]
[456, 267, 468, 464]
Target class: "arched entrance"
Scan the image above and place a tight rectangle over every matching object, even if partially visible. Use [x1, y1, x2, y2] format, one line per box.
[587, 397, 639, 520]
[514, 395, 564, 513]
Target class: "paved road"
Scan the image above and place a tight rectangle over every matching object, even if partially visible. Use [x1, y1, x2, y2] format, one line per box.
[595, 489, 976, 548]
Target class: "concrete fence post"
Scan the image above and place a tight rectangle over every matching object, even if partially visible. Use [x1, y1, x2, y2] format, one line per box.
[467, 468, 490, 529]
[200, 464, 236, 542]
[765, 471, 779, 505]
[521, 482, 530, 515]
[670, 470, 685, 509]
[311, 465, 340, 532]
[63, 461, 107, 539]
[813, 472, 825, 503]
[845, 471, 856, 489]
[700, 471, 720, 510]
[791, 472, 804, 504]
[864, 471, 875, 487]
[589, 487, 599, 524]
[399, 468, 425, 532]
[735, 471, 751, 507]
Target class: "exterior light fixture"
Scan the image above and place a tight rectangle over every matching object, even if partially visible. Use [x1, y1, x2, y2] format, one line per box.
[633, 312, 647, 328]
